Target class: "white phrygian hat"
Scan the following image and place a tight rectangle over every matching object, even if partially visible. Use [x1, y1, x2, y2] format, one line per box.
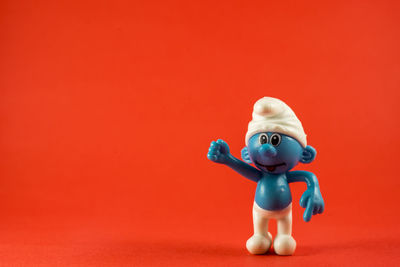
[245, 97, 307, 147]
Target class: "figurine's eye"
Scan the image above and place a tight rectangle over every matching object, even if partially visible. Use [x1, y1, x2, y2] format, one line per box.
[270, 133, 281, 146]
[259, 134, 268, 145]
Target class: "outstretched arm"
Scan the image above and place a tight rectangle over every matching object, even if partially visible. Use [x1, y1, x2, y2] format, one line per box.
[207, 139, 262, 182]
[287, 171, 324, 222]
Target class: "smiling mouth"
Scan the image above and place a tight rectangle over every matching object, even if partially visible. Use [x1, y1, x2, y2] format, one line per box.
[255, 161, 286, 172]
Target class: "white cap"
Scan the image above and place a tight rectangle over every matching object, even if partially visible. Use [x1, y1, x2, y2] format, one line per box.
[245, 97, 307, 147]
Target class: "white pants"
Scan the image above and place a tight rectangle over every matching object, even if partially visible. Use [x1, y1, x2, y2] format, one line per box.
[247, 202, 296, 255]
[252, 201, 292, 237]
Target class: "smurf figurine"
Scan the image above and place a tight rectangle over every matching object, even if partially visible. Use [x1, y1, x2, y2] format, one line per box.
[207, 97, 324, 256]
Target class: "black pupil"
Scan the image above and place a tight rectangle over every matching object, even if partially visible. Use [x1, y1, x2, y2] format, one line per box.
[260, 135, 267, 144]
[271, 135, 279, 145]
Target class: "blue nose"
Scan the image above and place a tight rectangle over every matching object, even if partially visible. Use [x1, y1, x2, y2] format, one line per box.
[259, 144, 277, 157]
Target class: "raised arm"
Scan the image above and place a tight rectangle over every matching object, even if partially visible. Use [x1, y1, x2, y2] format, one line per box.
[207, 139, 262, 182]
[287, 170, 324, 222]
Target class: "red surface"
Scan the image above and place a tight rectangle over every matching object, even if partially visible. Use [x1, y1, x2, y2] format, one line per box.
[1, 0, 400, 266]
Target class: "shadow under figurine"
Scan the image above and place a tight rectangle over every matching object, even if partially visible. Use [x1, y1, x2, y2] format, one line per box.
[207, 97, 324, 256]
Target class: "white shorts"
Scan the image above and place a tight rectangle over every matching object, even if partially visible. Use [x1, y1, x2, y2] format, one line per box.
[253, 201, 292, 220]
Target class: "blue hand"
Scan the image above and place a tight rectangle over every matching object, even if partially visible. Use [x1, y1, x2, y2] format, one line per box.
[300, 189, 325, 222]
[207, 139, 262, 182]
[207, 139, 231, 164]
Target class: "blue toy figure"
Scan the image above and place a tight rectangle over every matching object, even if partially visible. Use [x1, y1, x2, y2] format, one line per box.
[207, 97, 324, 256]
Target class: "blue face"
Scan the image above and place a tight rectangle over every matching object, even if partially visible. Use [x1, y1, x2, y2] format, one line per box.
[247, 132, 304, 174]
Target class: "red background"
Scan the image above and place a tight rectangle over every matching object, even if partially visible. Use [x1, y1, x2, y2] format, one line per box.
[1, 0, 399, 266]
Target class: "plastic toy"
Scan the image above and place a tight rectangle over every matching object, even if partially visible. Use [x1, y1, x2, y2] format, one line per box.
[207, 97, 324, 256]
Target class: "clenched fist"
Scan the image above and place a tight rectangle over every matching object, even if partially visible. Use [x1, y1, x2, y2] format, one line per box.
[207, 139, 231, 164]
